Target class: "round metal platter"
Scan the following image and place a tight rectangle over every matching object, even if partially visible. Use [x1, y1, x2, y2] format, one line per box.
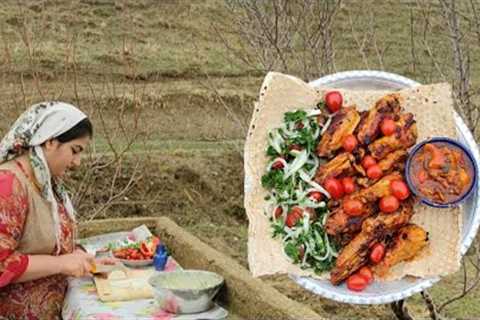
[288, 70, 480, 304]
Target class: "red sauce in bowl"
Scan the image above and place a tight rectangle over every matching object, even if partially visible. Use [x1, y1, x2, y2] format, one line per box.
[409, 142, 474, 204]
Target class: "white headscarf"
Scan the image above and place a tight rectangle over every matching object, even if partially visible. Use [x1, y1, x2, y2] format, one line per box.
[0, 101, 88, 254]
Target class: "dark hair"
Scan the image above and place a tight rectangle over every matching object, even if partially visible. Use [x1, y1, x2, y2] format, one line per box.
[56, 118, 93, 143]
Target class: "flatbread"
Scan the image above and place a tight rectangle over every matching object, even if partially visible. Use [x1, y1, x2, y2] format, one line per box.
[244, 72, 461, 281]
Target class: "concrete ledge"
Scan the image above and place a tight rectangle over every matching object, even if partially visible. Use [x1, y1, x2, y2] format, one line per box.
[79, 217, 159, 238]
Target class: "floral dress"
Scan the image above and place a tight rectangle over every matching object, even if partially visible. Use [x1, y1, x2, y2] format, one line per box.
[0, 168, 75, 320]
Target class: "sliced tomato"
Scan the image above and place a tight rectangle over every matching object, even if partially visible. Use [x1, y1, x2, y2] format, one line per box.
[140, 242, 154, 258]
[308, 191, 323, 202]
[274, 206, 283, 219]
[286, 207, 303, 228]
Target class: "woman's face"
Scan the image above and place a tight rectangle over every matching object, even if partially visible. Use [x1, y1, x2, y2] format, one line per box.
[42, 135, 91, 178]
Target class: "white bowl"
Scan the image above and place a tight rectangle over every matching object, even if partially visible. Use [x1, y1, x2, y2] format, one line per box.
[148, 270, 224, 314]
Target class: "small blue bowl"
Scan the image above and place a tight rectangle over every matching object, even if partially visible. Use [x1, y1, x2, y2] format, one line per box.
[405, 137, 478, 208]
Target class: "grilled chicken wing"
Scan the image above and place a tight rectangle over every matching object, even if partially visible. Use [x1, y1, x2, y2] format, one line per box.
[314, 152, 355, 185]
[374, 224, 428, 277]
[330, 200, 414, 285]
[349, 172, 402, 203]
[325, 203, 376, 246]
[317, 107, 361, 158]
[378, 149, 408, 173]
[369, 113, 417, 160]
[356, 94, 402, 145]
[325, 173, 402, 244]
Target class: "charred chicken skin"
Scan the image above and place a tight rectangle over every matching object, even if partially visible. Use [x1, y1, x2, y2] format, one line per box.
[330, 200, 414, 285]
[314, 152, 355, 185]
[368, 113, 417, 160]
[356, 94, 402, 145]
[317, 107, 361, 158]
[374, 224, 429, 277]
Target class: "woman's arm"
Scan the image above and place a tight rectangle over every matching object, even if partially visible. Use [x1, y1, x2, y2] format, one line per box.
[13, 251, 95, 283]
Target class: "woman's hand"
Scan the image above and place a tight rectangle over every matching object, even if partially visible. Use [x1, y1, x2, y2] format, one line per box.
[58, 250, 95, 277]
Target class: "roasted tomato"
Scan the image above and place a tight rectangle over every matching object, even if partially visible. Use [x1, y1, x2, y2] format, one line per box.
[325, 91, 343, 113]
[358, 266, 374, 284]
[390, 180, 410, 200]
[324, 178, 345, 200]
[379, 195, 400, 213]
[342, 134, 358, 152]
[343, 199, 364, 216]
[370, 243, 385, 264]
[366, 164, 383, 180]
[346, 274, 368, 292]
[361, 156, 377, 169]
[380, 118, 396, 136]
[341, 177, 356, 194]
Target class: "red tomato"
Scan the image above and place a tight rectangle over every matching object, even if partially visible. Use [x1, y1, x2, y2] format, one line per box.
[324, 178, 344, 200]
[343, 199, 364, 216]
[308, 191, 323, 202]
[341, 177, 356, 194]
[271, 160, 284, 170]
[342, 134, 358, 152]
[370, 243, 386, 264]
[390, 180, 410, 200]
[361, 156, 377, 169]
[379, 195, 400, 213]
[358, 266, 374, 284]
[380, 118, 396, 136]
[346, 274, 368, 292]
[325, 91, 343, 113]
[367, 164, 383, 180]
[285, 207, 303, 228]
[274, 206, 283, 219]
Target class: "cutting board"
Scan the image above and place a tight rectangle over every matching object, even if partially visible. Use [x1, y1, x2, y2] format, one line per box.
[94, 267, 155, 302]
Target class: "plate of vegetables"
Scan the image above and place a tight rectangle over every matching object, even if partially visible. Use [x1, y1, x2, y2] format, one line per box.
[108, 236, 160, 267]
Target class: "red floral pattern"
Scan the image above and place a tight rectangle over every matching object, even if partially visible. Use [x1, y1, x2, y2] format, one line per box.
[0, 170, 75, 319]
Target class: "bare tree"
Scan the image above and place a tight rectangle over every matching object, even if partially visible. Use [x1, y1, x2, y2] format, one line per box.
[214, 0, 342, 81]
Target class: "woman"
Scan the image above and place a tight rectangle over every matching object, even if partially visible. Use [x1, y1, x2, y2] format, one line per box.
[0, 102, 100, 319]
